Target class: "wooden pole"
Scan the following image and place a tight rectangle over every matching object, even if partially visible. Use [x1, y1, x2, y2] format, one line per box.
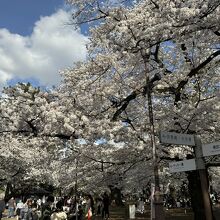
[194, 136, 213, 220]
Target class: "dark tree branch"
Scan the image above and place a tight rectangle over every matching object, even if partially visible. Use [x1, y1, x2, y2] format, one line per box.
[25, 119, 38, 136]
[122, 156, 151, 175]
[159, 156, 181, 162]
[11, 167, 23, 178]
[150, 0, 160, 9]
[188, 50, 220, 78]
[181, 43, 193, 66]
[0, 129, 78, 140]
[167, 49, 220, 104]
[111, 73, 161, 121]
[214, 31, 220, 36]
[48, 133, 78, 140]
[207, 163, 220, 167]
[152, 44, 173, 75]
[112, 91, 138, 121]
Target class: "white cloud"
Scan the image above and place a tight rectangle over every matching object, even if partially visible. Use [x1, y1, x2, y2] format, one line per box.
[0, 9, 88, 89]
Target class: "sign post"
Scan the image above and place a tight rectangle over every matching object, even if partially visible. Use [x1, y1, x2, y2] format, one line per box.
[202, 141, 220, 157]
[159, 131, 195, 146]
[169, 159, 196, 173]
[194, 136, 213, 220]
[159, 131, 213, 220]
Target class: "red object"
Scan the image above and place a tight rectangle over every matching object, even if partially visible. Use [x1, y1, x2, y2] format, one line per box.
[87, 208, 92, 220]
[88, 209, 91, 220]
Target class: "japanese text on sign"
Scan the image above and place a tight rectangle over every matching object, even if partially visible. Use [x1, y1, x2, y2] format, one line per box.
[159, 131, 195, 146]
[202, 141, 220, 157]
[169, 159, 196, 173]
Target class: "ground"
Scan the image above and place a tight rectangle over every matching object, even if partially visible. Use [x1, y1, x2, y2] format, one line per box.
[2, 204, 220, 220]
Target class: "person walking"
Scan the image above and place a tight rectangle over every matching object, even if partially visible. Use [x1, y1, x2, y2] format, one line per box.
[76, 205, 83, 220]
[31, 200, 39, 220]
[16, 199, 24, 220]
[23, 199, 34, 220]
[8, 197, 16, 218]
[85, 195, 94, 220]
[96, 198, 102, 216]
[102, 193, 110, 220]
[0, 197, 5, 220]
[50, 201, 67, 220]
[41, 196, 54, 220]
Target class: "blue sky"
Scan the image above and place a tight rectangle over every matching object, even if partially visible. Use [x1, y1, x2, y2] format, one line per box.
[0, 0, 88, 90]
[0, 0, 64, 36]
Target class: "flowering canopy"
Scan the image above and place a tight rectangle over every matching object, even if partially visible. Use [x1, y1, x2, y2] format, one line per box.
[62, 0, 220, 191]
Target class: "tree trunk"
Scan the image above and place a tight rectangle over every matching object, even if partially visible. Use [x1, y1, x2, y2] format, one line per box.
[109, 186, 123, 206]
[4, 182, 13, 202]
[187, 170, 205, 220]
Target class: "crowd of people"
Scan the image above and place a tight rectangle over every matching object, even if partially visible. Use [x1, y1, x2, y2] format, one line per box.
[0, 192, 110, 220]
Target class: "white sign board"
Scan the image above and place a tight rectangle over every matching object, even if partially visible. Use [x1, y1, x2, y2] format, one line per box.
[202, 141, 220, 157]
[169, 159, 196, 173]
[159, 131, 195, 146]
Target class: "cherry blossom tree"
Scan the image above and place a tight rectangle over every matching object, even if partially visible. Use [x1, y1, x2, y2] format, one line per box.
[0, 83, 84, 197]
[0, 3, 219, 217]
[63, 0, 220, 216]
